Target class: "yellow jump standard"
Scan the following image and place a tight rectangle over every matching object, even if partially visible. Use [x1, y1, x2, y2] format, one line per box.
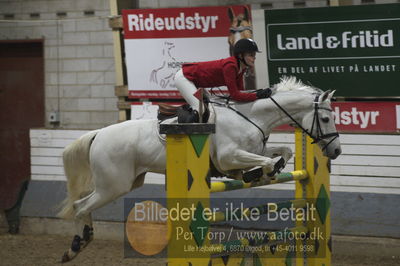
[161, 124, 331, 266]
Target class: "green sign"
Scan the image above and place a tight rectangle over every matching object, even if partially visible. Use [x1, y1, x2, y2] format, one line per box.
[265, 4, 400, 97]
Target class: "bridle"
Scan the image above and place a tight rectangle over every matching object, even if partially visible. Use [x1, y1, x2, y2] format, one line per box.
[269, 94, 339, 151]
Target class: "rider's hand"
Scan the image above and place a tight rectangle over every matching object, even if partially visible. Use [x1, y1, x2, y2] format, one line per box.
[256, 88, 272, 99]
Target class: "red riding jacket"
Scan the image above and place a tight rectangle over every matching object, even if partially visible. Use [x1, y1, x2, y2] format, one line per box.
[182, 56, 257, 101]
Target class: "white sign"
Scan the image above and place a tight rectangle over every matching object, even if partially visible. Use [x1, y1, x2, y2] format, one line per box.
[122, 5, 252, 98]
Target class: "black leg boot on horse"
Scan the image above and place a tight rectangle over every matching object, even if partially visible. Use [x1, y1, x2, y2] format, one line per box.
[62, 217, 94, 263]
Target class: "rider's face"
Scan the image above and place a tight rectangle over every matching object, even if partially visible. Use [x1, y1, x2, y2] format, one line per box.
[243, 52, 256, 67]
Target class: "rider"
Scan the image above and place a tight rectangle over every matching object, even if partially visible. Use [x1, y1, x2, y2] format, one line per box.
[174, 38, 273, 123]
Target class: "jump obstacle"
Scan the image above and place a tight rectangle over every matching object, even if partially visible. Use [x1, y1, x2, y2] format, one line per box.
[160, 124, 331, 266]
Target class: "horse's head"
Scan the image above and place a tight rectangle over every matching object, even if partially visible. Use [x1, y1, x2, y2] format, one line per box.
[228, 6, 253, 56]
[271, 77, 341, 160]
[300, 90, 342, 159]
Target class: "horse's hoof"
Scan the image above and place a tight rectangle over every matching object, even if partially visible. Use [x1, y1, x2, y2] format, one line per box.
[61, 251, 70, 263]
[61, 250, 77, 263]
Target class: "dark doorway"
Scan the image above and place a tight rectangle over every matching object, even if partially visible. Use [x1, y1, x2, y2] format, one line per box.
[0, 40, 45, 209]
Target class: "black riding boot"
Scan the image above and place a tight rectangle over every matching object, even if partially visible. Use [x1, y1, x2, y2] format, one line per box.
[177, 106, 199, 123]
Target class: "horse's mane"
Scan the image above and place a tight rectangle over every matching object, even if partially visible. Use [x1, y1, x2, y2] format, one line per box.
[275, 76, 322, 94]
[209, 76, 323, 105]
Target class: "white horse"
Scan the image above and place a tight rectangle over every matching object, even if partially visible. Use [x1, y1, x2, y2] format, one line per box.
[59, 76, 341, 262]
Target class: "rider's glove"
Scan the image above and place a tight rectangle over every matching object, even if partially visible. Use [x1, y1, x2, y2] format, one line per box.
[256, 88, 272, 99]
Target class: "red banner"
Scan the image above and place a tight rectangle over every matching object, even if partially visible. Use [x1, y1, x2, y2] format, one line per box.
[122, 5, 250, 39]
[275, 102, 400, 133]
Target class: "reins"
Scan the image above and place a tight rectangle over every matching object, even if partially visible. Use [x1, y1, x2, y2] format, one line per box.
[209, 89, 339, 151]
[226, 104, 269, 148]
[209, 99, 269, 149]
[208, 91, 269, 151]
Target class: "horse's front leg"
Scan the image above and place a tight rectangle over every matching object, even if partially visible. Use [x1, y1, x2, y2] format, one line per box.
[263, 146, 293, 169]
[223, 148, 292, 182]
[226, 149, 278, 176]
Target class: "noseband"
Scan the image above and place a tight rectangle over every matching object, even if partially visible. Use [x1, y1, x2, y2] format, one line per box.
[270, 94, 339, 151]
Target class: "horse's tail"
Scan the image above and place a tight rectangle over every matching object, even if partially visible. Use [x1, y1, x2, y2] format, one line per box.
[58, 130, 99, 219]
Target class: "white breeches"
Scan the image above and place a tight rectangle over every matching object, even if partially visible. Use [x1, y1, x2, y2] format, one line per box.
[174, 69, 200, 112]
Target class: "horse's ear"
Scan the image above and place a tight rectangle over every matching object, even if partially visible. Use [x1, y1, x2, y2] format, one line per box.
[228, 7, 235, 22]
[318, 90, 331, 103]
[243, 6, 250, 21]
[328, 90, 336, 100]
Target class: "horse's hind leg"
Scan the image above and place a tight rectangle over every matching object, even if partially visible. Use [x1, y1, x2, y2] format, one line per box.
[62, 212, 93, 263]
[61, 189, 118, 263]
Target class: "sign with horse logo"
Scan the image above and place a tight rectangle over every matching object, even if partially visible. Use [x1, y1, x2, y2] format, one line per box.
[122, 5, 253, 98]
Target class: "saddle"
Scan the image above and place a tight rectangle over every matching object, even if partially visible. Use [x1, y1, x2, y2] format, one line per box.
[157, 101, 210, 123]
[157, 103, 181, 121]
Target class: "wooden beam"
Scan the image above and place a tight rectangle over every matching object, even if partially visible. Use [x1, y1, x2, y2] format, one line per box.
[110, 0, 127, 121]
[108, 15, 123, 29]
[109, 0, 124, 86]
[115, 85, 128, 97]
[117, 100, 132, 110]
